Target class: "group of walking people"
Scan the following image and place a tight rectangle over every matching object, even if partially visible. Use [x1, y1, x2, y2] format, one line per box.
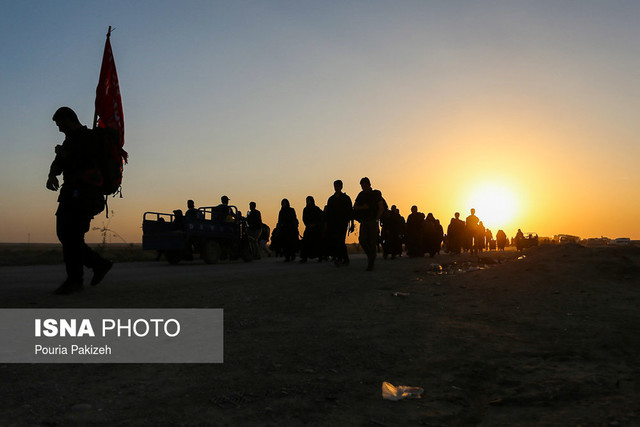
[379, 207, 508, 259]
[270, 178, 512, 271]
[271, 178, 381, 271]
[188, 185, 513, 271]
[45, 103, 511, 295]
[445, 209, 508, 254]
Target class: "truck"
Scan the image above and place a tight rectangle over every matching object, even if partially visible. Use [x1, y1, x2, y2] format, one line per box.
[142, 205, 256, 264]
[516, 232, 539, 251]
[553, 234, 580, 245]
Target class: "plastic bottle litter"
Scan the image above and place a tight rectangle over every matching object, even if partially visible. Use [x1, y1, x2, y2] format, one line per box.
[382, 381, 424, 401]
[429, 263, 443, 272]
[392, 292, 410, 297]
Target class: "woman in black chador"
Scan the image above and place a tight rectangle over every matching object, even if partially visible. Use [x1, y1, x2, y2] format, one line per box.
[496, 229, 508, 251]
[276, 198, 300, 262]
[300, 196, 325, 262]
[381, 205, 404, 259]
[424, 213, 443, 258]
[406, 205, 425, 257]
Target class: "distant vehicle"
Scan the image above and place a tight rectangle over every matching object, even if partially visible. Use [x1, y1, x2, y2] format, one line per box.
[142, 205, 256, 264]
[516, 232, 538, 251]
[584, 238, 609, 247]
[553, 234, 580, 244]
[611, 237, 631, 246]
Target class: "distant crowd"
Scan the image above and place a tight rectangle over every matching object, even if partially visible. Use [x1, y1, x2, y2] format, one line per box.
[44, 105, 526, 295]
[188, 178, 516, 271]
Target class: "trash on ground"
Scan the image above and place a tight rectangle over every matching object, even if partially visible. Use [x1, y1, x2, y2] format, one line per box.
[429, 263, 443, 272]
[382, 381, 424, 401]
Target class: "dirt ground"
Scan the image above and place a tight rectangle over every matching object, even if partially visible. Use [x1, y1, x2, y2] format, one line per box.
[1, 244, 640, 426]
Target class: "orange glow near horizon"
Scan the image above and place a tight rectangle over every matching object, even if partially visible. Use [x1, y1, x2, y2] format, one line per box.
[2, 83, 638, 244]
[466, 182, 520, 234]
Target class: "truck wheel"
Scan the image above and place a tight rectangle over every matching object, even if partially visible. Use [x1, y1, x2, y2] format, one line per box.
[166, 250, 181, 265]
[202, 240, 221, 264]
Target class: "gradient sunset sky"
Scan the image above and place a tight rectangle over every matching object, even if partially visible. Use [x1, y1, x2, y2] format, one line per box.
[1, 1, 639, 244]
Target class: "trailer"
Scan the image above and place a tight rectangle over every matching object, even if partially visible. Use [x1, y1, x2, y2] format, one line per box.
[516, 232, 539, 251]
[142, 205, 256, 264]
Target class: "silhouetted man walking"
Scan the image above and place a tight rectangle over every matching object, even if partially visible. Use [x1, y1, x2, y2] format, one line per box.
[46, 107, 112, 295]
[354, 177, 384, 271]
[246, 201, 263, 259]
[465, 208, 479, 254]
[325, 180, 354, 266]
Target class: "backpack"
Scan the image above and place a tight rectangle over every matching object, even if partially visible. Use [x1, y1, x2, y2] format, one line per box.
[93, 127, 128, 196]
[354, 189, 386, 223]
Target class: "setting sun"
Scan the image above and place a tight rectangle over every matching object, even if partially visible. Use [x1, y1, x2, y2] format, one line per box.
[466, 183, 519, 232]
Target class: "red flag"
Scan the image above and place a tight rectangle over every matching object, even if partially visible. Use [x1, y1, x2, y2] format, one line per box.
[94, 31, 127, 162]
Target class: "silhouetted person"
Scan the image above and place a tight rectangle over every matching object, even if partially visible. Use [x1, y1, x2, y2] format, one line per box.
[465, 208, 479, 253]
[246, 202, 263, 259]
[185, 199, 203, 220]
[325, 180, 354, 266]
[485, 228, 493, 250]
[354, 177, 384, 271]
[183, 200, 203, 260]
[184, 200, 204, 261]
[515, 229, 525, 251]
[215, 195, 234, 222]
[496, 229, 508, 251]
[406, 205, 425, 257]
[46, 107, 112, 295]
[394, 207, 407, 255]
[475, 221, 486, 253]
[382, 205, 404, 259]
[259, 223, 271, 256]
[300, 196, 325, 263]
[447, 212, 465, 254]
[277, 198, 299, 262]
[435, 219, 444, 255]
[424, 213, 442, 258]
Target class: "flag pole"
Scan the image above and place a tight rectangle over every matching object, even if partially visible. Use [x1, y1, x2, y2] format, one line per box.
[93, 26, 112, 129]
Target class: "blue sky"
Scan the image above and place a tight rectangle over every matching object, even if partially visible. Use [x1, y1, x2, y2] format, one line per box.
[1, 1, 639, 243]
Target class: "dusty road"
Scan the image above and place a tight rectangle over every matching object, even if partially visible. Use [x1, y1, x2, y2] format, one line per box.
[2, 246, 640, 425]
[1, 254, 352, 308]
